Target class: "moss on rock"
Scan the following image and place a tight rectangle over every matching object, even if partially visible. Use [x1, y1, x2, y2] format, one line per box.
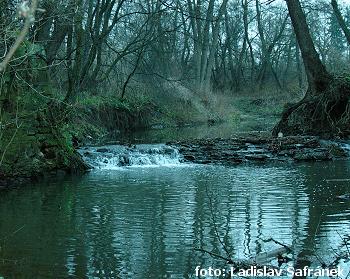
[0, 109, 89, 185]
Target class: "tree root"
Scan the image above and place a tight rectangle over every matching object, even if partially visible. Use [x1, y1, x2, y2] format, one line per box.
[273, 76, 350, 138]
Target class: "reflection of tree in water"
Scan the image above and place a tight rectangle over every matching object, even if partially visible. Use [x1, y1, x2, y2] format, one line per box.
[1, 163, 349, 278]
[194, 167, 306, 270]
[195, 163, 350, 278]
[293, 161, 350, 278]
[69, 179, 123, 277]
[146, 185, 167, 278]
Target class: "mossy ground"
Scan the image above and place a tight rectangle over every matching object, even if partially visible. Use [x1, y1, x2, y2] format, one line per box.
[0, 109, 88, 182]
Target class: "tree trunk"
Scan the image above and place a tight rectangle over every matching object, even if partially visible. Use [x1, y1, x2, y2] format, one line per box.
[202, 0, 229, 91]
[242, 0, 255, 82]
[295, 39, 303, 89]
[273, 0, 350, 137]
[285, 0, 332, 94]
[331, 0, 350, 45]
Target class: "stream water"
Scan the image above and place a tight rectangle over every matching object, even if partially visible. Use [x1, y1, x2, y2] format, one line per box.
[0, 141, 350, 278]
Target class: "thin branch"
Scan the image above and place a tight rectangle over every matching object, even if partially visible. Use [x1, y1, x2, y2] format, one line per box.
[0, 0, 39, 72]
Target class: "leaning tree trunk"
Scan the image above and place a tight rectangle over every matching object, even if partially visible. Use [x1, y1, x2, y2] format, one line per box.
[331, 0, 350, 46]
[273, 0, 350, 137]
[286, 0, 332, 93]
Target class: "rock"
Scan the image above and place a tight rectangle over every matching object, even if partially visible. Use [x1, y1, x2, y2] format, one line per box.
[96, 148, 110, 153]
[163, 147, 176, 155]
[168, 135, 347, 166]
[294, 148, 331, 161]
[119, 155, 130, 166]
[245, 154, 269, 161]
[277, 150, 294, 157]
[184, 155, 195, 161]
[42, 147, 56, 159]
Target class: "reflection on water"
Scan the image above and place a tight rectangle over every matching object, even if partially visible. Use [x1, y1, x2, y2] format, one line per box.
[0, 161, 350, 278]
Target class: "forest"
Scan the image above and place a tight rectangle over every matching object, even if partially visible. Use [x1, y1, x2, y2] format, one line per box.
[1, 0, 350, 179]
[1, 0, 350, 278]
[0, 0, 350, 174]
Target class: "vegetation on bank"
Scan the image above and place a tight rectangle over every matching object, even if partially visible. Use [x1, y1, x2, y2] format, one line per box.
[1, 0, 350, 181]
[0, 80, 293, 182]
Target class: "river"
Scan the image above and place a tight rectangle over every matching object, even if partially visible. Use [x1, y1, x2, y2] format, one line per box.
[0, 139, 350, 278]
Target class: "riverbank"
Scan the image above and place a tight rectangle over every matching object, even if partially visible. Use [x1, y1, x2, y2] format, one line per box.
[0, 105, 89, 189]
[0, 91, 223, 187]
[5, 131, 350, 187]
[0, 91, 321, 187]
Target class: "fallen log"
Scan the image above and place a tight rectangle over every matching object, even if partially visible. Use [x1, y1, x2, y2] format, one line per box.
[249, 247, 290, 265]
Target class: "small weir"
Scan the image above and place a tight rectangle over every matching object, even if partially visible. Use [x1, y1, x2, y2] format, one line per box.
[79, 144, 183, 169]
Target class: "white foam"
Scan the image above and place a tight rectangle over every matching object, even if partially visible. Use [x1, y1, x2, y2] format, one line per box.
[79, 144, 184, 169]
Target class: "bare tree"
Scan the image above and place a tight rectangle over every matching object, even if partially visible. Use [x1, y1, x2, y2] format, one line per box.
[331, 0, 350, 45]
[274, 0, 350, 137]
[285, 0, 332, 94]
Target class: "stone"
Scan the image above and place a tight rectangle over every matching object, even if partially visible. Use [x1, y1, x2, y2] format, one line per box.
[167, 135, 347, 166]
[184, 155, 195, 161]
[245, 154, 269, 161]
[96, 148, 110, 153]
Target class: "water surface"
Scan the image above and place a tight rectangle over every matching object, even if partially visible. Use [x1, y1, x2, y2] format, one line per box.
[0, 160, 350, 278]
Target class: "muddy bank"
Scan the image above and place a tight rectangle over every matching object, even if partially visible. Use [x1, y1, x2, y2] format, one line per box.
[168, 136, 349, 165]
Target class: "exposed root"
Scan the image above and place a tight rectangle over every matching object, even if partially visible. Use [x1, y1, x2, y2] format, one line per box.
[273, 76, 350, 138]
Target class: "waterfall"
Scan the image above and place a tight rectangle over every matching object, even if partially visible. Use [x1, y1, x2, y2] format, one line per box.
[79, 144, 183, 169]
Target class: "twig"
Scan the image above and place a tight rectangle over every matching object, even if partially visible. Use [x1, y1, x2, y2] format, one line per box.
[0, 225, 25, 242]
[0, 123, 21, 167]
[262, 238, 291, 252]
[0, 0, 39, 72]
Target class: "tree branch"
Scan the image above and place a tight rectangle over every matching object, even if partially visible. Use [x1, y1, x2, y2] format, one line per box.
[0, 0, 39, 72]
